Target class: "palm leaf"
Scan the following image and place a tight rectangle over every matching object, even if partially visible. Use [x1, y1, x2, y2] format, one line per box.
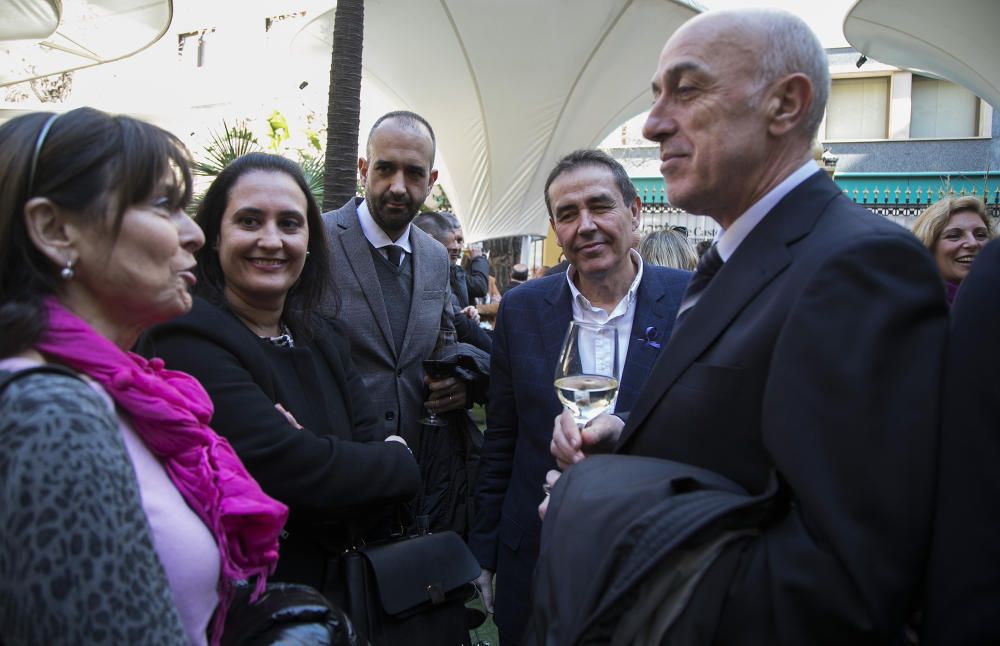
[298, 153, 325, 207]
[193, 120, 261, 177]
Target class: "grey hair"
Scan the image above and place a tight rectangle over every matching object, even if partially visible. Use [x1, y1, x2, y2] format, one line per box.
[438, 211, 461, 231]
[412, 210, 454, 245]
[740, 9, 830, 142]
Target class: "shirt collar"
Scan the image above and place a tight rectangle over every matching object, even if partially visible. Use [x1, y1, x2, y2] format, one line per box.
[715, 159, 821, 262]
[565, 248, 644, 319]
[357, 198, 413, 254]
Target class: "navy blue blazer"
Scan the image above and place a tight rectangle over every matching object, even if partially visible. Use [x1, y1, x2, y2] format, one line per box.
[468, 264, 689, 642]
[616, 171, 949, 644]
[922, 238, 1000, 645]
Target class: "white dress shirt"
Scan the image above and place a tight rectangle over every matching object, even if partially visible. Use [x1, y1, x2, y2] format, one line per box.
[564, 249, 644, 412]
[357, 199, 413, 265]
[679, 159, 822, 314]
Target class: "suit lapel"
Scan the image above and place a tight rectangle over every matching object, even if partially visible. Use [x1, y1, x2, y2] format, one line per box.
[617, 172, 837, 448]
[617, 271, 682, 413]
[541, 277, 575, 388]
[335, 203, 397, 355]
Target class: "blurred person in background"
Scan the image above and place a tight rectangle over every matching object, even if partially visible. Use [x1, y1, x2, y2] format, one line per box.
[638, 227, 698, 270]
[440, 211, 488, 310]
[911, 196, 994, 306]
[506, 263, 529, 292]
[476, 271, 504, 327]
[414, 211, 492, 351]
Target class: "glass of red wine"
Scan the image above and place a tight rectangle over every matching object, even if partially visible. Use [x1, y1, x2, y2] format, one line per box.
[420, 329, 458, 427]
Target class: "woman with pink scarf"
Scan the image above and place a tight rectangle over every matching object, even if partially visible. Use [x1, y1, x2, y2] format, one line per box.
[0, 108, 287, 645]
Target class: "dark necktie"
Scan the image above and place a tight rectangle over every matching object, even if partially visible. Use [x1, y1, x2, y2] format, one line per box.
[385, 244, 404, 267]
[676, 243, 723, 323]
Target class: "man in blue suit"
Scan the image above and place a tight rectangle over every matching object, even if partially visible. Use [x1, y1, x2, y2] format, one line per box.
[468, 149, 690, 644]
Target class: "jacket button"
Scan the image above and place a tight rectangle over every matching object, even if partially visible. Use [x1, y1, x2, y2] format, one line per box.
[385, 411, 395, 421]
[397, 369, 403, 377]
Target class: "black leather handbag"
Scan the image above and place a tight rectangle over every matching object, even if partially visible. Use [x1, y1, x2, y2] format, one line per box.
[342, 530, 480, 646]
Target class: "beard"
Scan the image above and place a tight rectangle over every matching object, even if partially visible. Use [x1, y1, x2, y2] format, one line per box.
[367, 193, 419, 236]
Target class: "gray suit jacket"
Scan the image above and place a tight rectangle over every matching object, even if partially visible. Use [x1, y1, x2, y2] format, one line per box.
[321, 197, 455, 444]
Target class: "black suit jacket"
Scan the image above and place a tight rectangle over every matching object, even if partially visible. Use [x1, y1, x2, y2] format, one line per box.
[452, 255, 489, 308]
[616, 171, 949, 644]
[921, 238, 1000, 645]
[140, 298, 420, 591]
[466, 255, 490, 303]
[469, 264, 690, 642]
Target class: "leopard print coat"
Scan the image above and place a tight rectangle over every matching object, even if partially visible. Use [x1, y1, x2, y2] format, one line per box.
[0, 370, 189, 644]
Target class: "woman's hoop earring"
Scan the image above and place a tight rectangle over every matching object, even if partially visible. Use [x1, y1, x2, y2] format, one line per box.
[60, 258, 75, 281]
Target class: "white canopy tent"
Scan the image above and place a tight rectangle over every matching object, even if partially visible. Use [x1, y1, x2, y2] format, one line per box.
[843, 0, 1000, 110]
[0, 0, 173, 88]
[294, 0, 700, 242]
[1, 0, 61, 41]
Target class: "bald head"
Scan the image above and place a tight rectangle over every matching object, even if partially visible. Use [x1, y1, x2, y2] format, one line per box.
[642, 8, 828, 225]
[673, 9, 829, 142]
[366, 110, 436, 165]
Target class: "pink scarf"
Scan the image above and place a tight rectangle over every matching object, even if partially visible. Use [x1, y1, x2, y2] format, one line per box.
[35, 297, 288, 643]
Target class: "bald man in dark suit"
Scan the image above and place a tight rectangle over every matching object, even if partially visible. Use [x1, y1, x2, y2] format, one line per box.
[548, 10, 947, 644]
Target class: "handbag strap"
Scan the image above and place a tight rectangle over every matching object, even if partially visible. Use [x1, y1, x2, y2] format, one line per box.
[346, 504, 426, 550]
[0, 364, 82, 397]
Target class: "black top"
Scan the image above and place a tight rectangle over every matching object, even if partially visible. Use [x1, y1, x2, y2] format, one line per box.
[452, 255, 489, 308]
[139, 297, 420, 591]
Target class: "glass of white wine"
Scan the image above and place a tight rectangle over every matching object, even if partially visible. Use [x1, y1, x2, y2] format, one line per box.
[554, 321, 619, 427]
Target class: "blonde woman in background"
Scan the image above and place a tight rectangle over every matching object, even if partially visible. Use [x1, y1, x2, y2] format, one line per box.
[638, 227, 699, 270]
[911, 196, 994, 306]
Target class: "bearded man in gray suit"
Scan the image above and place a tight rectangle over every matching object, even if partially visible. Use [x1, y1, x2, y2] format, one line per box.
[322, 111, 471, 528]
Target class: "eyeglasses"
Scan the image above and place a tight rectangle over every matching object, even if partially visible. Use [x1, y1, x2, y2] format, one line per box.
[668, 225, 688, 237]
